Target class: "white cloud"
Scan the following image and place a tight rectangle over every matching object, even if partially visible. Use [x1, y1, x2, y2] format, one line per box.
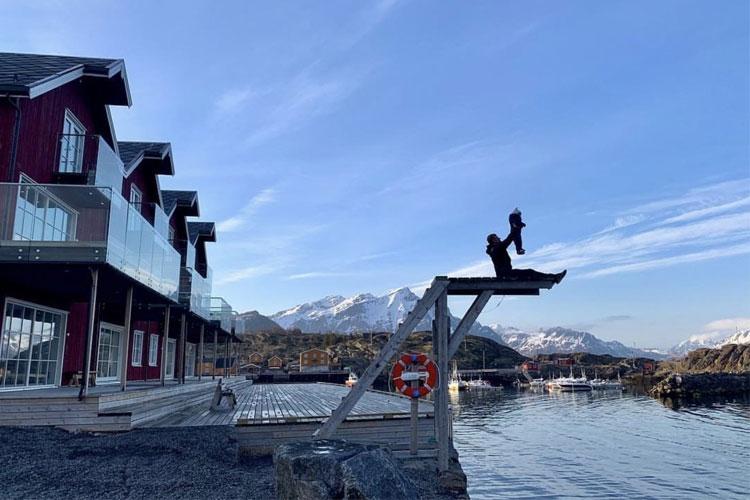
[244, 71, 363, 147]
[441, 177, 750, 280]
[703, 317, 750, 333]
[286, 271, 349, 280]
[215, 264, 279, 285]
[215, 87, 259, 114]
[217, 188, 277, 232]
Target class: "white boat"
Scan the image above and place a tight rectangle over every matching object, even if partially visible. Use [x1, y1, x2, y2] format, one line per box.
[529, 378, 546, 389]
[547, 367, 592, 392]
[590, 371, 624, 391]
[467, 378, 496, 389]
[448, 362, 468, 392]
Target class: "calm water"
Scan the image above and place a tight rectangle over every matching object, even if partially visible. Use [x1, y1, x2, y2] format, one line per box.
[451, 389, 750, 499]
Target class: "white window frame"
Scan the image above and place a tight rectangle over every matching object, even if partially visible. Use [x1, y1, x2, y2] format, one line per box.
[96, 322, 124, 384]
[148, 334, 159, 367]
[131, 330, 144, 367]
[0, 297, 68, 391]
[13, 174, 79, 242]
[129, 185, 143, 206]
[58, 109, 86, 173]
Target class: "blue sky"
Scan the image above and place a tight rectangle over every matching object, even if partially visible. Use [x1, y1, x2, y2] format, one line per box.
[2, 1, 749, 348]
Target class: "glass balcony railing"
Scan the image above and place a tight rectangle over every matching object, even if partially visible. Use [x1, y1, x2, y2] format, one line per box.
[0, 183, 180, 301]
[210, 297, 234, 332]
[55, 134, 125, 192]
[179, 264, 212, 321]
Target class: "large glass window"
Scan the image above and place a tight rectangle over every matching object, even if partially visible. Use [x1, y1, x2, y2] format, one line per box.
[58, 111, 85, 173]
[0, 300, 65, 389]
[96, 323, 122, 382]
[13, 180, 78, 242]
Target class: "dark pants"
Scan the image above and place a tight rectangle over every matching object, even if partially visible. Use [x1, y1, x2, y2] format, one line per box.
[492, 263, 556, 281]
[510, 225, 523, 253]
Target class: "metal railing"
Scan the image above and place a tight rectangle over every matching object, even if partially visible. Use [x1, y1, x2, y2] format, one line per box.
[0, 182, 181, 301]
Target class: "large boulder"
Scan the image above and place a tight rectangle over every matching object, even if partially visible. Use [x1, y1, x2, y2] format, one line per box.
[274, 440, 415, 500]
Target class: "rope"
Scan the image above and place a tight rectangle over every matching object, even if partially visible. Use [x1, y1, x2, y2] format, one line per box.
[487, 295, 506, 313]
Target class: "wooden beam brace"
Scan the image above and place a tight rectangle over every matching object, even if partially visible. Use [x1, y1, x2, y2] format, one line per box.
[78, 267, 98, 400]
[434, 289, 450, 472]
[198, 323, 204, 381]
[314, 278, 449, 439]
[448, 288, 539, 296]
[447, 290, 493, 359]
[119, 286, 134, 392]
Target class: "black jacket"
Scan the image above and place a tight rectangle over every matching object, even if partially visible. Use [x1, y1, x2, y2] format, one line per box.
[486, 234, 513, 274]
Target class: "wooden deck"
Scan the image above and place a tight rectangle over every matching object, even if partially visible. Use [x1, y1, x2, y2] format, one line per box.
[226, 383, 437, 457]
[148, 382, 433, 427]
[0, 377, 248, 432]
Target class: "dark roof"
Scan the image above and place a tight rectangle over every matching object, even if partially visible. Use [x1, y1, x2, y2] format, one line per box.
[188, 222, 216, 244]
[162, 190, 199, 217]
[0, 52, 130, 104]
[117, 141, 174, 175]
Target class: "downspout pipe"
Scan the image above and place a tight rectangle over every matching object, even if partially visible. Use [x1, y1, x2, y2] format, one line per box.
[5, 95, 22, 182]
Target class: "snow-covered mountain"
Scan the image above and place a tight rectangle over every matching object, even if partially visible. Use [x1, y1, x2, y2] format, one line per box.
[270, 287, 499, 341]
[669, 329, 750, 357]
[490, 325, 666, 359]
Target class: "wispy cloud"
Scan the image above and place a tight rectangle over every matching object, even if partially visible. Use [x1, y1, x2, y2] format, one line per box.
[214, 86, 260, 115]
[703, 317, 750, 334]
[286, 271, 351, 280]
[443, 177, 750, 279]
[215, 263, 280, 285]
[217, 188, 277, 232]
[243, 70, 364, 147]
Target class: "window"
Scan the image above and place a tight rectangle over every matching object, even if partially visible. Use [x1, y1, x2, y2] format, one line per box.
[13, 177, 78, 242]
[148, 334, 159, 367]
[131, 330, 144, 367]
[0, 299, 66, 388]
[129, 186, 142, 206]
[58, 110, 86, 173]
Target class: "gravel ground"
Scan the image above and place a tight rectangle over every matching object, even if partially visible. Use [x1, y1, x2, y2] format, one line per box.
[0, 427, 275, 500]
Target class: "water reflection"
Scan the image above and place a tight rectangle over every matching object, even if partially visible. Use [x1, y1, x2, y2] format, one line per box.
[452, 388, 750, 499]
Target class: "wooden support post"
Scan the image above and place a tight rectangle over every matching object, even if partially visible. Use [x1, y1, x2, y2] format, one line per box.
[447, 290, 493, 359]
[198, 324, 204, 381]
[178, 312, 186, 384]
[315, 279, 449, 439]
[224, 336, 230, 377]
[119, 286, 134, 392]
[410, 386, 419, 455]
[79, 268, 98, 400]
[212, 329, 218, 380]
[160, 306, 171, 386]
[434, 289, 450, 473]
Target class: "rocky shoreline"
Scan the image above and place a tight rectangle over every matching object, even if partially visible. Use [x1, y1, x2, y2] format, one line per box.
[649, 372, 750, 398]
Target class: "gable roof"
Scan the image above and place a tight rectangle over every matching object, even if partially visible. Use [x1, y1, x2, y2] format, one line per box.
[117, 141, 174, 176]
[162, 190, 199, 217]
[187, 222, 216, 244]
[0, 52, 130, 104]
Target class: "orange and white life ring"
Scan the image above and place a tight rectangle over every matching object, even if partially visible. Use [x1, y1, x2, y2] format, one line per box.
[391, 353, 439, 398]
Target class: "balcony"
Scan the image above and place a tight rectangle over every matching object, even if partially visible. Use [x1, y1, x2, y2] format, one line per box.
[210, 297, 235, 332]
[53, 134, 125, 193]
[0, 183, 181, 301]
[179, 263, 212, 322]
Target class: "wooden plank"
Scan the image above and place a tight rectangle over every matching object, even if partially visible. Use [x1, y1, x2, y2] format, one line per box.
[446, 277, 553, 295]
[447, 290, 493, 359]
[315, 279, 448, 438]
[120, 286, 134, 391]
[434, 289, 450, 472]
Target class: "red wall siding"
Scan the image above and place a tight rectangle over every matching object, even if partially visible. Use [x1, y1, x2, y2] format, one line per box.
[1, 80, 111, 183]
[126, 320, 163, 381]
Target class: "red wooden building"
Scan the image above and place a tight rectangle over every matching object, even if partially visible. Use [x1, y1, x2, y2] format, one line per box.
[0, 52, 239, 394]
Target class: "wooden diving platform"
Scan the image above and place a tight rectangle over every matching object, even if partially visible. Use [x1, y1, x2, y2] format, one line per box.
[316, 275, 562, 473]
[442, 276, 556, 295]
